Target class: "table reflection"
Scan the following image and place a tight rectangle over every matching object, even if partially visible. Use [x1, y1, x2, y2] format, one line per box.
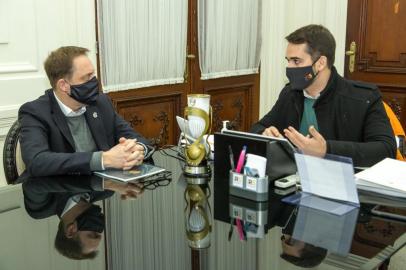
[181, 175, 212, 250]
[214, 174, 406, 270]
[14, 151, 406, 270]
[22, 171, 171, 261]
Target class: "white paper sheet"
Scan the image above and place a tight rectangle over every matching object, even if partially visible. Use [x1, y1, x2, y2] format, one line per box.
[355, 158, 406, 193]
[294, 153, 359, 205]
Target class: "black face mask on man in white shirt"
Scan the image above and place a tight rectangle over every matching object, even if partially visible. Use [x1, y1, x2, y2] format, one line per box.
[68, 77, 100, 105]
[76, 205, 105, 233]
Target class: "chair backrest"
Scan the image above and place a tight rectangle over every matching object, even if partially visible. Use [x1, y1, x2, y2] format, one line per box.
[383, 102, 405, 161]
[2, 120, 25, 184]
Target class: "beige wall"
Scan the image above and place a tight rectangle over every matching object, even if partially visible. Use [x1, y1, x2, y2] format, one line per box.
[260, 0, 348, 118]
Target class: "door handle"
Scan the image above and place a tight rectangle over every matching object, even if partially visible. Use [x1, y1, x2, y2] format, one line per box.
[184, 47, 194, 82]
[345, 41, 357, 73]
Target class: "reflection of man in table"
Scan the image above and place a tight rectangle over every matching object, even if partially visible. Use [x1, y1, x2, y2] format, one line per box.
[23, 176, 142, 259]
[18, 46, 152, 179]
[280, 234, 327, 268]
[265, 195, 327, 268]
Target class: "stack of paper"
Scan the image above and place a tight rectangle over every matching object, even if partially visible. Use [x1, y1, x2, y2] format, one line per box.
[355, 158, 406, 198]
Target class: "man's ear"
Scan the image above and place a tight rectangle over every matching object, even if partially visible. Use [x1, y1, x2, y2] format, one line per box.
[316, 56, 328, 72]
[65, 221, 78, 238]
[56, 78, 70, 94]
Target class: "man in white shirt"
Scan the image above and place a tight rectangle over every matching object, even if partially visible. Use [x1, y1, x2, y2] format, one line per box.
[19, 46, 153, 178]
[18, 46, 152, 259]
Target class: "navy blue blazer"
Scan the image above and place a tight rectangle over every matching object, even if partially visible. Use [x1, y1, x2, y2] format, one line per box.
[22, 175, 113, 219]
[18, 89, 151, 178]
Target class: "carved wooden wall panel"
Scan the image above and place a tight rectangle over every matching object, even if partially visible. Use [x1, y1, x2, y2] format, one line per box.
[205, 83, 254, 133]
[359, 0, 406, 73]
[106, 79, 259, 147]
[109, 92, 182, 148]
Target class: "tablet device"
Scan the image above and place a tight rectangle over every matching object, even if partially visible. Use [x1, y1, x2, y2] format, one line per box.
[222, 129, 296, 159]
[214, 132, 297, 182]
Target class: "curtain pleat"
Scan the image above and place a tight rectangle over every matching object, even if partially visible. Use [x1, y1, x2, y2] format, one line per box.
[198, 0, 262, 80]
[98, 0, 188, 92]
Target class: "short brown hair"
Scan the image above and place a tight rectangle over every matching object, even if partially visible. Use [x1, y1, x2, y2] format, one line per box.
[54, 221, 98, 260]
[285, 24, 336, 68]
[44, 46, 89, 89]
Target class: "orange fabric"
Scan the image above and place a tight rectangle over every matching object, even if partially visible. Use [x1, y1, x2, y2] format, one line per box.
[383, 102, 405, 161]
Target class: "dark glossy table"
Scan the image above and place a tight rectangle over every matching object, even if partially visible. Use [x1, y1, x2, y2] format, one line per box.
[19, 151, 406, 270]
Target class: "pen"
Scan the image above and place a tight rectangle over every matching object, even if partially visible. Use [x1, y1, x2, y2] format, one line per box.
[236, 218, 245, 241]
[228, 145, 235, 171]
[242, 220, 247, 241]
[228, 218, 234, 241]
[235, 145, 247, 173]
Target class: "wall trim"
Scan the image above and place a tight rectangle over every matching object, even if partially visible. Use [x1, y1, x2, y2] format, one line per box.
[0, 63, 38, 74]
[0, 105, 20, 139]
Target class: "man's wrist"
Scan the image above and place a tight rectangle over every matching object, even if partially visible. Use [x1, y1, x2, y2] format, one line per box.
[90, 151, 104, 171]
[102, 151, 111, 168]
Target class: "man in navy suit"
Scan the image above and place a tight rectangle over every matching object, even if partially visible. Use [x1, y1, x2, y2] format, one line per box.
[18, 46, 152, 179]
[18, 46, 150, 259]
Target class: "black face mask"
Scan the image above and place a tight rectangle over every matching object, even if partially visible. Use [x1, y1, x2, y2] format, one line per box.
[69, 76, 100, 105]
[286, 59, 319, 90]
[76, 205, 105, 233]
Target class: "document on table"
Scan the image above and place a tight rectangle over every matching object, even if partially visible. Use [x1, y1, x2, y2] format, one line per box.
[294, 153, 359, 205]
[355, 158, 406, 198]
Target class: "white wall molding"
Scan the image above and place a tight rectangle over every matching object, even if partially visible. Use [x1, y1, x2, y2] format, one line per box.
[0, 117, 17, 139]
[0, 105, 19, 139]
[0, 63, 38, 74]
[0, 0, 10, 44]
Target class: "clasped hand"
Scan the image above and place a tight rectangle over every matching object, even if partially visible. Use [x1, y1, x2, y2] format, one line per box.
[103, 137, 145, 170]
[104, 179, 144, 200]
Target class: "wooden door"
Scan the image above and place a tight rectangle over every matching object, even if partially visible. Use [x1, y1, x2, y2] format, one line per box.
[345, 0, 406, 130]
[345, 0, 406, 258]
[95, 0, 260, 147]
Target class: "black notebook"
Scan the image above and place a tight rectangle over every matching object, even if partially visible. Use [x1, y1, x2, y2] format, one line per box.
[94, 163, 166, 182]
